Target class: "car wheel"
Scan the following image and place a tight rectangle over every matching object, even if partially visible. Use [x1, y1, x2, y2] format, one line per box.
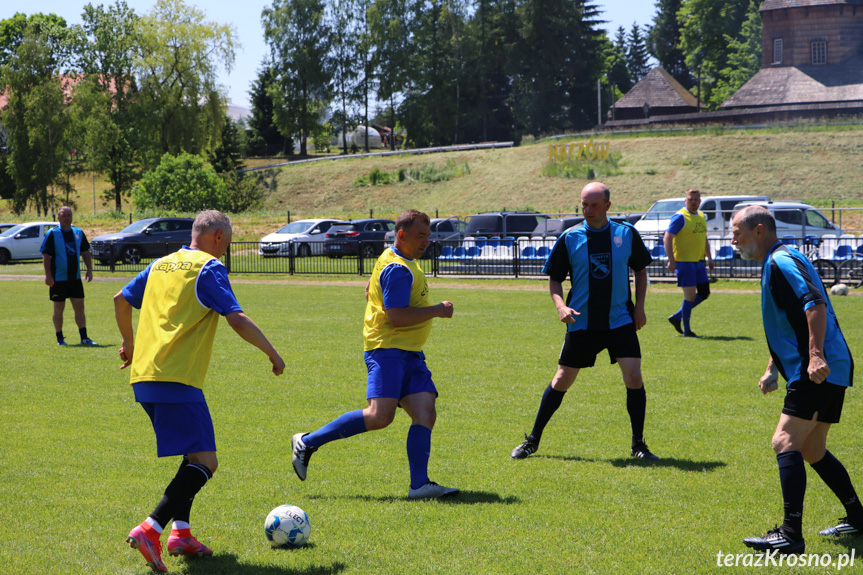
[297, 243, 311, 258]
[122, 245, 142, 264]
[361, 243, 377, 259]
[0, 248, 9, 265]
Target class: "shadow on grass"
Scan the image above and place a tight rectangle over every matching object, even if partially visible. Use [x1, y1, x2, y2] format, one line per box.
[540, 454, 727, 472]
[307, 490, 519, 505]
[184, 552, 346, 575]
[688, 335, 755, 342]
[821, 536, 863, 555]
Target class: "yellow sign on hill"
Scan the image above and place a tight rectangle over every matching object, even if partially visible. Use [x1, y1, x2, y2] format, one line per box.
[549, 139, 610, 162]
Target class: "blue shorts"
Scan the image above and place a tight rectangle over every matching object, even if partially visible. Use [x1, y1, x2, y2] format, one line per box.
[675, 261, 709, 287]
[365, 349, 438, 401]
[140, 401, 217, 457]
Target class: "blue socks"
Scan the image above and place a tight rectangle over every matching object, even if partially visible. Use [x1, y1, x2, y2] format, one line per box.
[303, 410, 367, 448]
[681, 300, 695, 334]
[407, 425, 432, 489]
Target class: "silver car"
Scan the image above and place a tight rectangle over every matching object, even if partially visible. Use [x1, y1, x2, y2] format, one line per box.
[259, 219, 344, 257]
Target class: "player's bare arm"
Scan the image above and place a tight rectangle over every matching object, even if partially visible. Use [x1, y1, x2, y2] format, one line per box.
[806, 304, 830, 384]
[225, 311, 285, 375]
[705, 238, 714, 271]
[385, 302, 453, 328]
[549, 279, 578, 323]
[632, 269, 648, 330]
[42, 254, 54, 287]
[114, 291, 135, 369]
[759, 358, 779, 394]
[663, 231, 676, 273]
[83, 251, 94, 282]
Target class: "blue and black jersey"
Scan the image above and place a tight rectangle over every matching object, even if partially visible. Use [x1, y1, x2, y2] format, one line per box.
[761, 242, 853, 387]
[40, 226, 89, 281]
[543, 220, 652, 332]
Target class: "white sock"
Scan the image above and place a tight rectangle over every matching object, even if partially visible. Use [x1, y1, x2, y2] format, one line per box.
[145, 517, 163, 534]
[172, 521, 191, 531]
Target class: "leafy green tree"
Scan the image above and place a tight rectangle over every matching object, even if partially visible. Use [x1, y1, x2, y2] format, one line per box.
[327, 0, 360, 155]
[0, 16, 74, 215]
[678, 0, 750, 109]
[0, 12, 71, 68]
[72, 1, 141, 211]
[626, 23, 651, 83]
[134, 0, 237, 166]
[132, 152, 227, 211]
[509, 0, 606, 135]
[712, 0, 761, 105]
[262, 0, 332, 157]
[247, 66, 287, 156]
[647, 0, 692, 88]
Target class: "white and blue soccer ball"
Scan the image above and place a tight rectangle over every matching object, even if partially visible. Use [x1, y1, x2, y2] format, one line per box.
[830, 283, 849, 296]
[265, 504, 311, 547]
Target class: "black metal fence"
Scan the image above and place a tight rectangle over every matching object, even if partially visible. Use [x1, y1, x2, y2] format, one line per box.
[91, 236, 863, 285]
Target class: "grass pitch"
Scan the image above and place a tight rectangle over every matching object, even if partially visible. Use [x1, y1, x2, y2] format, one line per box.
[1, 279, 861, 574]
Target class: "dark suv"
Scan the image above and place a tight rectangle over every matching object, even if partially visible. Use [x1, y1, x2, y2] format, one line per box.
[324, 218, 395, 258]
[90, 217, 194, 264]
[465, 211, 548, 239]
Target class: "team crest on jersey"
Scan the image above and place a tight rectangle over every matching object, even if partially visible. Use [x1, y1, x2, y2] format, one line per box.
[613, 236, 623, 247]
[590, 253, 611, 279]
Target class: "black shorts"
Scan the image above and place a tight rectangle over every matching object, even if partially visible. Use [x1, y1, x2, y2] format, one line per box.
[558, 323, 641, 369]
[782, 380, 846, 424]
[49, 279, 85, 301]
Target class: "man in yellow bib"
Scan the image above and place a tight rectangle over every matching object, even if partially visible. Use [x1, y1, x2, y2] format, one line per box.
[114, 210, 285, 572]
[664, 189, 714, 337]
[291, 210, 458, 499]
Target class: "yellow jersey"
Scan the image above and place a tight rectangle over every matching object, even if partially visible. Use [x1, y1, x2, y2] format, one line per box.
[671, 208, 707, 262]
[363, 248, 432, 352]
[130, 250, 222, 389]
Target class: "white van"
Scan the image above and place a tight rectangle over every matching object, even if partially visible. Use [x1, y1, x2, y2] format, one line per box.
[732, 201, 844, 238]
[634, 195, 769, 237]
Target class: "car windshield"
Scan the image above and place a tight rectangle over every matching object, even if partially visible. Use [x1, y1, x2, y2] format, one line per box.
[276, 221, 315, 234]
[643, 200, 685, 220]
[0, 225, 24, 237]
[329, 224, 357, 233]
[121, 220, 155, 233]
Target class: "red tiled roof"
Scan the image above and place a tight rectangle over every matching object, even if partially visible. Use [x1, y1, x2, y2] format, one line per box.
[761, 0, 863, 11]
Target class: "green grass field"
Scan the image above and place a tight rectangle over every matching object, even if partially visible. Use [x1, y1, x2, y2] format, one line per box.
[1, 278, 862, 574]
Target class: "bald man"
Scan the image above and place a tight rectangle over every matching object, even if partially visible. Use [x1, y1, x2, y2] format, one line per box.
[511, 182, 659, 461]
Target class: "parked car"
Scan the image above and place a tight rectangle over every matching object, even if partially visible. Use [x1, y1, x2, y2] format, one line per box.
[384, 217, 467, 258]
[634, 195, 769, 237]
[0, 223, 17, 234]
[732, 200, 844, 238]
[531, 216, 584, 237]
[259, 219, 344, 258]
[0, 221, 57, 265]
[324, 218, 395, 258]
[465, 211, 548, 239]
[89, 217, 194, 264]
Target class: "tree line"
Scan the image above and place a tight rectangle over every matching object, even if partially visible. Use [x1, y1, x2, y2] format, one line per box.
[0, 0, 762, 215]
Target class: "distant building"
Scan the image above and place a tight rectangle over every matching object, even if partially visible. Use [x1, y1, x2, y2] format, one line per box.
[721, 0, 863, 113]
[608, 67, 701, 121]
[604, 0, 863, 128]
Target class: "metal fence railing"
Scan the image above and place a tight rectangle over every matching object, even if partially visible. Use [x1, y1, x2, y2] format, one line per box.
[89, 235, 863, 286]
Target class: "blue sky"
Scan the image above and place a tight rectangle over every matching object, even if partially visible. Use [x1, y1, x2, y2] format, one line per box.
[12, 0, 655, 109]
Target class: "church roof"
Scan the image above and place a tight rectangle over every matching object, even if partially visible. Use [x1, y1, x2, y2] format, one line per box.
[761, 0, 863, 11]
[613, 67, 699, 109]
[721, 58, 863, 108]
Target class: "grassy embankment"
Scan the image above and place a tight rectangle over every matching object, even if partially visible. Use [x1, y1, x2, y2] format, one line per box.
[2, 124, 862, 240]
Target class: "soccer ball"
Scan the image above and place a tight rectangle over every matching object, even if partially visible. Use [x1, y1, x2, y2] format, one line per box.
[830, 283, 849, 296]
[264, 505, 311, 547]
